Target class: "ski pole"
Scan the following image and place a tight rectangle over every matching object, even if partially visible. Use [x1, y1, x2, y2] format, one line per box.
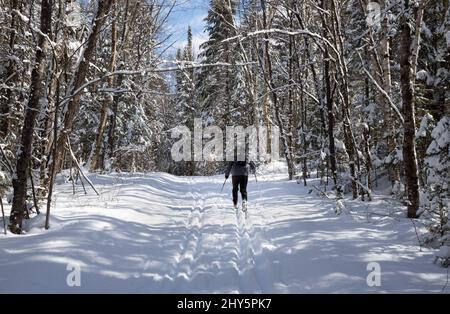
[220, 177, 228, 192]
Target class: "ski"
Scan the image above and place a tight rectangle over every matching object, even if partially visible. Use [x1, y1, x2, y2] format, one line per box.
[242, 201, 248, 212]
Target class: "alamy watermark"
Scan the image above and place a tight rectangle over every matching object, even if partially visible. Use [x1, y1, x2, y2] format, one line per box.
[170, 119, 280, 162]
[366, 2, 382, 28]
[66, 263, 81, 287]
[366, 262, 381, 287]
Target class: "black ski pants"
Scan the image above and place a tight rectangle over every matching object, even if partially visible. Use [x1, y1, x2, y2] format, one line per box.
[232, 175, 248, 205]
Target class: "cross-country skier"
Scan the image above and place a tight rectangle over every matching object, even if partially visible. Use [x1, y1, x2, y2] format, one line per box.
[225, 158, 256, 211]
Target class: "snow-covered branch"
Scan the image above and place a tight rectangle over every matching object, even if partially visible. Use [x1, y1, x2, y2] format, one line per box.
[356, 51, 405, 124]
[222, 28, 339, 57]
[59, 61, 257, 107]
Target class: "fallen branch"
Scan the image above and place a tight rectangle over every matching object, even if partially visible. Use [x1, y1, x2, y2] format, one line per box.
[348, 174, 373, 201]
[312, 185, 331, 199]
[410, 218, 423, 252]
[75, 167, 87, 195]
[66, 139, 99, 196]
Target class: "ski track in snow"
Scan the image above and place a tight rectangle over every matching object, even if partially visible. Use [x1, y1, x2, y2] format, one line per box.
[163, 177, 206, 292]
[0, 168, 448, 293]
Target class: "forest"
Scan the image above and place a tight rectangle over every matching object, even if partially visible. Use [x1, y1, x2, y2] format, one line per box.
[0, 0, 449, 293]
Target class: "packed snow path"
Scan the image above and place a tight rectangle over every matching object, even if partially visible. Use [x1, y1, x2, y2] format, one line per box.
[0, 169, 447, 293]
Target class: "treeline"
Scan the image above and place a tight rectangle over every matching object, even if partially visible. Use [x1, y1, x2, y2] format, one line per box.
[0, 0, 449, 249]
[0, 0, 172, 233]
[170, 0, 449, 246]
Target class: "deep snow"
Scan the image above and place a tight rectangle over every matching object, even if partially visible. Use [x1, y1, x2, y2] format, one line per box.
[0, 163, 448, 293]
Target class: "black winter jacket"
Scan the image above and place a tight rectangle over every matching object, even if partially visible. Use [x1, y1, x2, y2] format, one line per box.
[225, 161, 256, 177]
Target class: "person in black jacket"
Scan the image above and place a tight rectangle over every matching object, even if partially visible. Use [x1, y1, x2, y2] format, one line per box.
[225, 159, 256, 210]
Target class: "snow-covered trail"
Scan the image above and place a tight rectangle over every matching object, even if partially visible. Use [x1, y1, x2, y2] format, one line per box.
[0, 169, 447, 293]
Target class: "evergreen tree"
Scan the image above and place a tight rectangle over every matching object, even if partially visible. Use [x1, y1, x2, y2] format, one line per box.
[198, 0, 238, 127]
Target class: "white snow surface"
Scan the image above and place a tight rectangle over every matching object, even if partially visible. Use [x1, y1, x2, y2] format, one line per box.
[0, 164, 447, 293]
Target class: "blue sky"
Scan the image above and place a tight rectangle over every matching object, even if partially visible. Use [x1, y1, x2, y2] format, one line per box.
[165, 0, 209, 58]
[80, 0, 210, 58]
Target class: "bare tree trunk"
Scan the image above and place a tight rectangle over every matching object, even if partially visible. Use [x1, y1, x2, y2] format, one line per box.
[38, 0, 68, 198]
[329, 0, 359, 199]
[53, 0, 114, 174]
[256, 6, 272, 154]
[324, 46, 340, 197]
[10, 0, 53, 234]
[260, 0, 295, 180]
[299, 75, 308, 186]
[400, 0, 420, 218]
[376, 0, 400, 186]
[91, 0, 117, 171]
[0, 0, 21, 138]
[287, 12, 296, 169]
[45, 73, 60, 230]
[363, 60, 373, 201]
[295, 10, 327, 184]
[320, 0, 341, 197]
[107, 0, 137, 165]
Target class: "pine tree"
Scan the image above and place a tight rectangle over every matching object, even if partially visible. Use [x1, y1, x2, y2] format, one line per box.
[198, 0, 238, 127]
[424, 116, 450, 247]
